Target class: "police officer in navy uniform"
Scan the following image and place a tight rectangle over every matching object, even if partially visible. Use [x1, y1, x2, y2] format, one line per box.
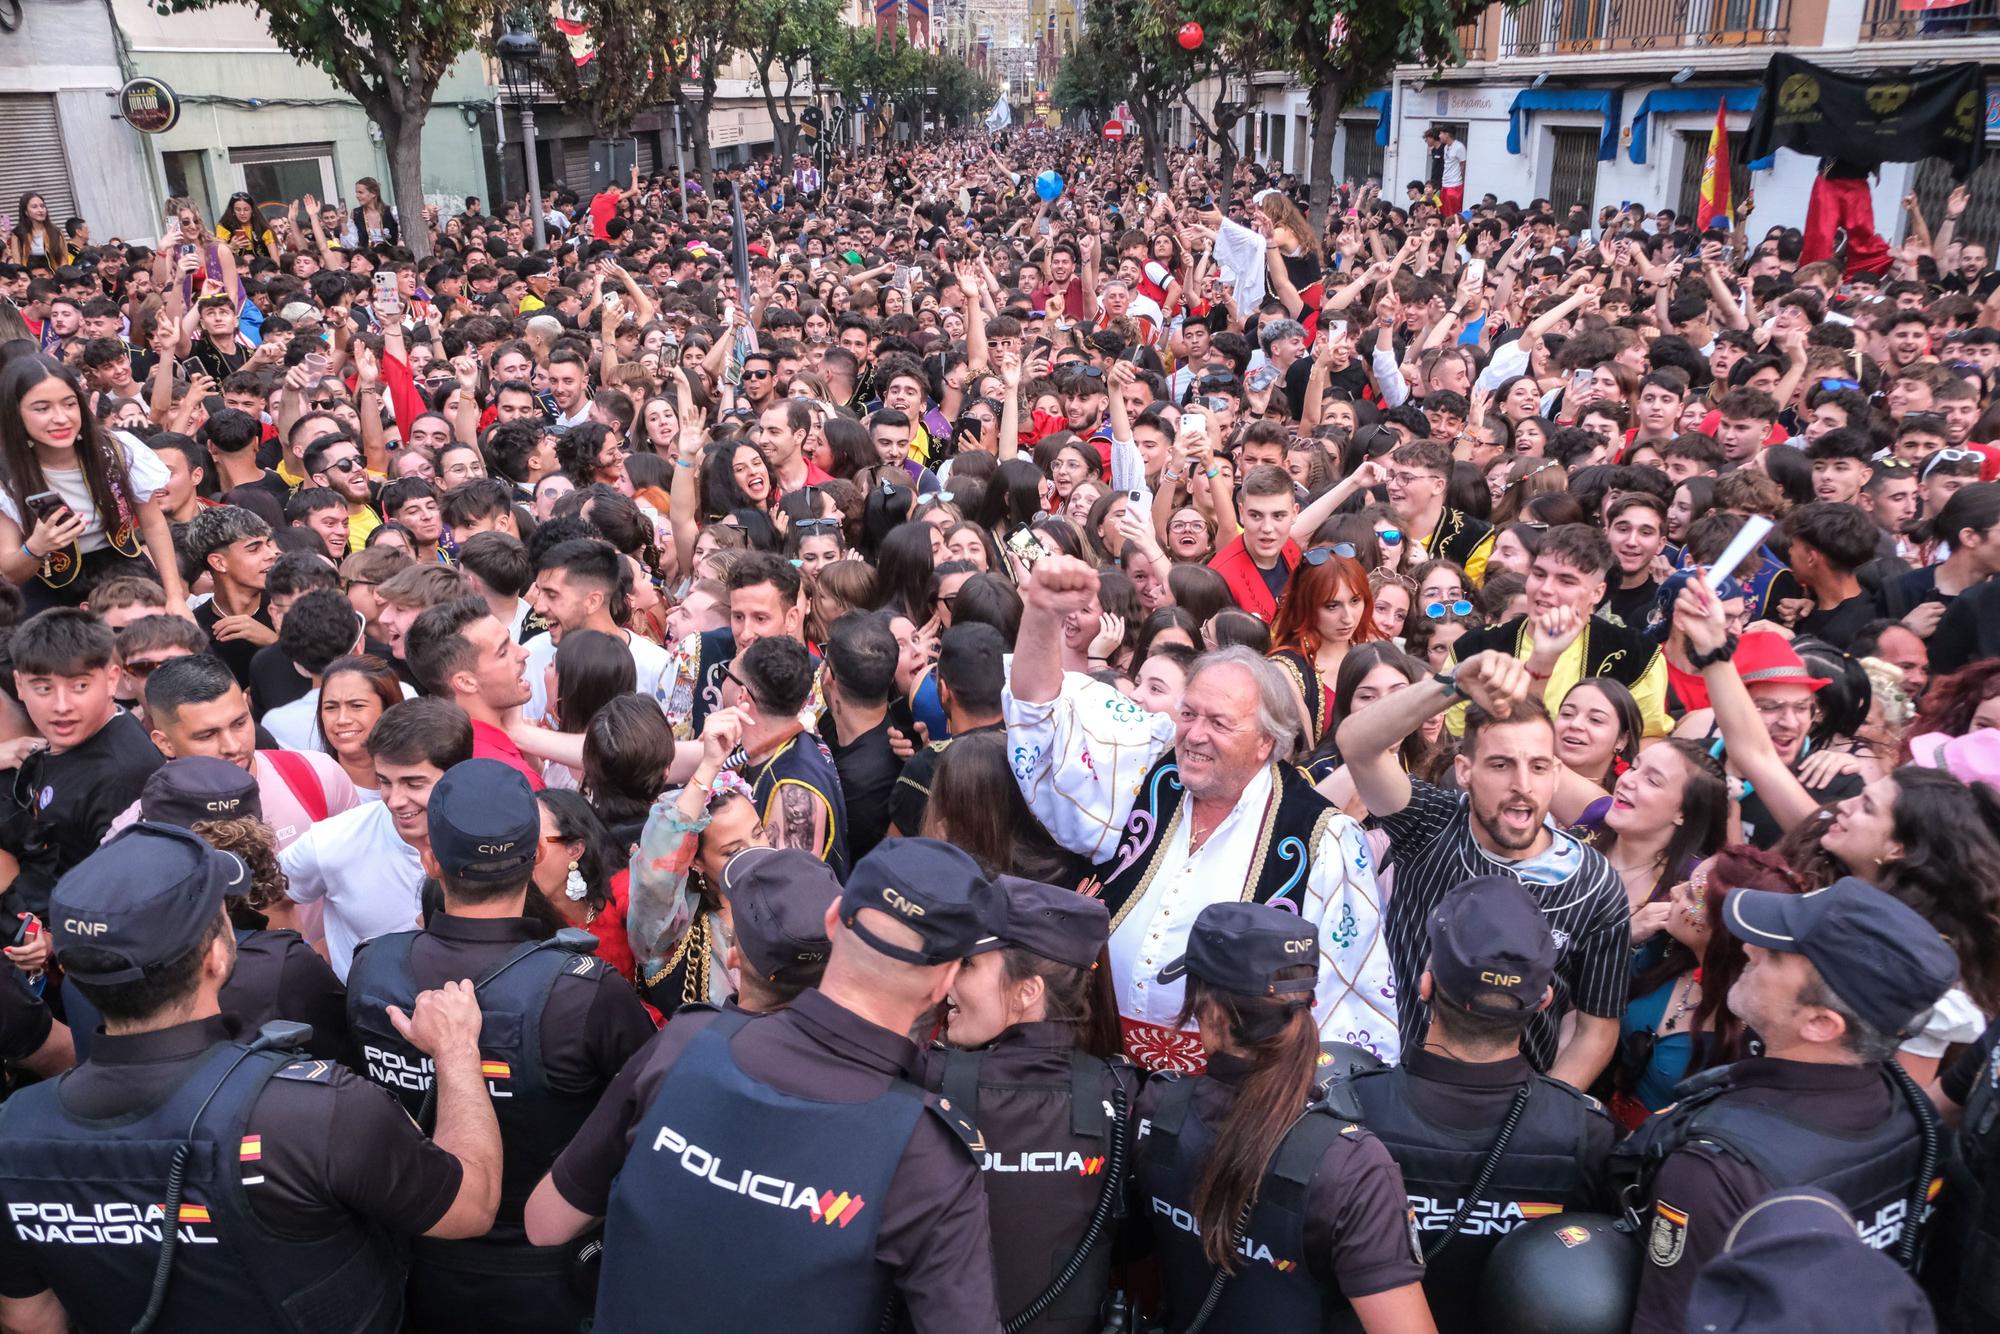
[1346, 876, 1615, 1334]
[921, 877, 1139, 1334]
[0, 822, 503, 1333]
[1132, 901, 1436, 1334]
[70, 756, 350, 1063]
[714, 844, 839, 1012]
[1621, 877, 1958, 1334]
[524, 838, 1006, 1334]
[1925, 1008, 2000, 1330]
[345, 757, 655, 1333]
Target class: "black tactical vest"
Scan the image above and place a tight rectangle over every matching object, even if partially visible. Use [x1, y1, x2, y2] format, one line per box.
[933, 1039, 1131, 1333]
[1348, 1065, 1606, 1333]
[1932, 1034, 2000, 1328]
[0, 1038, 403, 1333]
[593, 1009, 928, 1334]
[346, 930, 606, 1240]
[1139, 1074, 1362, 1334]
[1616, 1062, 1931, 1263]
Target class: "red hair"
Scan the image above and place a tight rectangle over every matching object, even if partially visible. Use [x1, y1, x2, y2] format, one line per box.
[1269, 552, 1381, 661]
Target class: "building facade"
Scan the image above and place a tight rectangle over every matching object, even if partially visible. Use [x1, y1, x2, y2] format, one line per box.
[1202, 0, 2000, 247]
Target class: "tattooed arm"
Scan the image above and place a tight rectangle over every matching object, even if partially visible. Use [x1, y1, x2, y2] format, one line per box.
[768, 781, 831, 860]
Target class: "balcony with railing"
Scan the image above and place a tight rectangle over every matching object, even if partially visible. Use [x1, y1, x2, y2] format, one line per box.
[1861, 0, 2000, 40]
[1498, 0, 1793, 56]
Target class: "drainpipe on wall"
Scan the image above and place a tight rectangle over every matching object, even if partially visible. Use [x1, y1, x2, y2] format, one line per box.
[101, 0, 171, 228]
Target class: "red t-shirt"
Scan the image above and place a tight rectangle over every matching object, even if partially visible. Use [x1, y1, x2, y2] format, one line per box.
[470, 719, 545, 791]
[589, 192, 619, 241]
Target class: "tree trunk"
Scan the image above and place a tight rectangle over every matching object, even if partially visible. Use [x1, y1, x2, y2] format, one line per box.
[1307, 73, 1343, 231]
[688, 94, 716, 189]
[384, 111, 433, 261]
[1212, 87, 1241, 187]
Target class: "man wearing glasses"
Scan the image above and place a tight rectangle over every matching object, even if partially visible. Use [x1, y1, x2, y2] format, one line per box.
[305, 431, 383, 552]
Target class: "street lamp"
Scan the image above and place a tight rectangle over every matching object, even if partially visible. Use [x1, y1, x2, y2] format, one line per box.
[496, 31, 548, 251]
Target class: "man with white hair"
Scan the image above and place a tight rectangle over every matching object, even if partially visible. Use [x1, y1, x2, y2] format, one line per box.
[1005, 555, 1397, 1073]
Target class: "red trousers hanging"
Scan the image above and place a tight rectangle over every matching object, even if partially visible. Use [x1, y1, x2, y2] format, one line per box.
[1801, 173, 1891, 277]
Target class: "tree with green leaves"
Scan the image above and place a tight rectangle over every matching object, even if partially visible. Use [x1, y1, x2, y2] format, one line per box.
[150, 0, 494, 259]
[823, 28, 929, 144]
[1261, 0, 1512, 225]
[531, 0, 679, 141]
[741, 0, 843, 165]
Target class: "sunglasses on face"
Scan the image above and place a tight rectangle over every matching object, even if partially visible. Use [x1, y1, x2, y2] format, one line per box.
[1301, 543, 1359, 565]
[122, 657, 176, 678]
[1377, 528, 1403, 545]
[321, 455, 364, 474]
[743, 369, 772, 380]
[310, 399, 344, 410]
[1426, 600, 1474, 618]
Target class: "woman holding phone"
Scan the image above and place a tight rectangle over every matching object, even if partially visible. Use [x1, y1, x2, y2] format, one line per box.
[0, 355, 189, 615]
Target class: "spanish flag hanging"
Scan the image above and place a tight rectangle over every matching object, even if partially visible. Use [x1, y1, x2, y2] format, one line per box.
[1698, 101, 1732, 231]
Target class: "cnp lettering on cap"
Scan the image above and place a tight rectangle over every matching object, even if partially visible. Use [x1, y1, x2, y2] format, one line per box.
[64, 919, 107, 937]
[881, 887, 926, 917]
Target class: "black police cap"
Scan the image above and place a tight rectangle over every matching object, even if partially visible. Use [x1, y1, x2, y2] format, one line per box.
[426, 758, 541, 883]
[719, 846, 837, 984]
[49, 823, 246, 984]
[969, 876, 1107, 970]
[1724, 877, 1958, 1039]
[1427, 875, 1556, 1017]
[1157, 901, 1318, 999]
[140, 755, 262, 829]
[1684, 1187, 1936, 1333]
[839, 837, 999, 966]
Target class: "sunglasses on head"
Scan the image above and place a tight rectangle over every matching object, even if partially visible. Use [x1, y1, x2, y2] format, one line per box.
[793, 516, 842, 533]
[1816, 378, 1861, 393]
[1301, 543, 1359, 565]
[1426, 600, 1474, 619]
[1922, 447, 1983, 479]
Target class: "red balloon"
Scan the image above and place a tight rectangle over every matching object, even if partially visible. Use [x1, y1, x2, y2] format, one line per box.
[1177, 21, 1203, 48]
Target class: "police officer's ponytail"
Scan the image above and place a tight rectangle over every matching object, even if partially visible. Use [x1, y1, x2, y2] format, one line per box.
[1000, 943, 1122, 1058]
[1174, 966, 1319, 1273]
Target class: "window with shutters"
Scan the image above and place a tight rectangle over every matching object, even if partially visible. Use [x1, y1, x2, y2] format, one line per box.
[0, 95, 79, 228]
[1547, 127, 1601, 216]
[1342, 121, 1385, 189]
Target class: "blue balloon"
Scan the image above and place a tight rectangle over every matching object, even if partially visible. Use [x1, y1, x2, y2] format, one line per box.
[1035, 170, 1064, 202]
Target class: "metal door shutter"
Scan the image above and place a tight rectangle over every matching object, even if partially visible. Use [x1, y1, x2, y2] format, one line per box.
[562, 139, 592, 192]
[635, 132, 658, 177]
[1675, 129, 1751, 222]
[1916, 155, 2000, 257]
[1547, 127, 1601, 217]
[1341, 121, 1384, 188]
[0, 96, 78, 224]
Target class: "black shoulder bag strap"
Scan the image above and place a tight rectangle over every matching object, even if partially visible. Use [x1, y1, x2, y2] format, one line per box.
[940, 1047, 984, 1129]
[1418, 1082, 1532, 1264]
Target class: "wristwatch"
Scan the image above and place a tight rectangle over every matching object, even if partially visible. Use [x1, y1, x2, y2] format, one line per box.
[1686, 633, 1740, 670]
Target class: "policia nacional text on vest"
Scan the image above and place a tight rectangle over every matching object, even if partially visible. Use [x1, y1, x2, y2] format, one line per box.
[933, 1040, 1135, 1333]
[1347, 1060, 1610, 1332]
[347, 926, 606, 1329]
[595, 1006, 972, 1334]
[1141, 1073, 1383, 1334]
[1614, 1059, 1940, 1270]
[0, 1022, 405, 1333]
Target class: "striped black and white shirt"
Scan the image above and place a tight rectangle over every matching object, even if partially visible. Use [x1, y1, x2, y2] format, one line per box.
[1371, 781, 1631, 1072]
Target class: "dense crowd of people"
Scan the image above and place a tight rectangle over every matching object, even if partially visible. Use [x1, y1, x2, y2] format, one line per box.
[0, 127, 1996, 1332]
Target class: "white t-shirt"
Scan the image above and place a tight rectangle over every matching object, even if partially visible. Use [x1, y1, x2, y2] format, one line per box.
[278, 799, 425, 980]
[0, 431, 168, 552]
[522, 626, 678, 724]
[1442, 140, 1468, 188]
[264, 680, 419, 752]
